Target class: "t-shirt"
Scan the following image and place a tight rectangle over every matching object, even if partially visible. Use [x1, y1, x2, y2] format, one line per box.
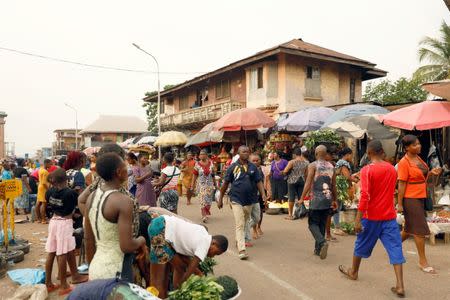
[358, 161, 397, 221]
[13, 167, 28, 179]
[224, 161, 262, 206]
[397, 155, 428, 199]
[163, 215, 212, 261]
[37, 168, 49, 201]
[1, 170, 12, 180]
[310, 160, 335, 210]
[45, 187, 78, 217]
[161, 166, 181, 192]
[270, 159, 289, 180]
[66, 169, 86, 190]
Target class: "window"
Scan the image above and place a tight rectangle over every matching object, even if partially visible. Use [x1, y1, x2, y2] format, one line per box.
[160, 99, 165, 114]
[350, 78, 356, 103]
[215, 80, 230, 99]
[250, 67, 264, 90]
[305, 66, 321, 98]
[179, 95, 189, 110]
[257, 67, 263, 89]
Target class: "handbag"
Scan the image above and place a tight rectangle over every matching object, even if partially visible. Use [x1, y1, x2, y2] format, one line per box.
[155, 167, 177, 198]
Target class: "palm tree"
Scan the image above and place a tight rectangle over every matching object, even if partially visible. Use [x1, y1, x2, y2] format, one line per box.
[414, 21, 450, 81]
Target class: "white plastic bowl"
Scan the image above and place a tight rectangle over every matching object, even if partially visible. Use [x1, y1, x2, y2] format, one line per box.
[228, 286, 242, 300]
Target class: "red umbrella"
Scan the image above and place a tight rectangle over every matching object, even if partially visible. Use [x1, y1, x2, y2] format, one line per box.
[213, 108, 275, 131]
[379, 100, 450, 130]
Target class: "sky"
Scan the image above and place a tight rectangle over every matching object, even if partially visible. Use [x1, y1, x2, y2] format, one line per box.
[0, 0, 448, 156]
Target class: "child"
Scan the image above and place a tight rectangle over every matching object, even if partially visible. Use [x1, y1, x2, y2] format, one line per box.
[45, 168, 88, 295]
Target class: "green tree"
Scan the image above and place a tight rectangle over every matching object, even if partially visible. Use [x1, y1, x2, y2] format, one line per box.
[142, 84, 177, 133]
[414, 21, 450, 81]
[363, 77, 428, 105]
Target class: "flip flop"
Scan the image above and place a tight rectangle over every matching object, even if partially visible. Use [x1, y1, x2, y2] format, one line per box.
[419, 265, 437, 274]
[46, 284, 60, 293]
[284, 216, 294, 220]
[59, 286, 74, 296]
[71, 275, 89, 284]
[338, 265, 357, 280]
[391, 287, 405, 298]
[238, 252, 249, 260]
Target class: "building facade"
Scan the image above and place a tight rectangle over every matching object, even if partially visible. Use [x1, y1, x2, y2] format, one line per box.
[144, 39, 386, 131]
[0, 112, 6, 159]
[53, 129, 83, 155]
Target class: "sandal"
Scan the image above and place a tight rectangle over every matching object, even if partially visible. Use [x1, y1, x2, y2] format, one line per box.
[238, 251, 249, 260]
[338, 265, 357, 280]
[59, 286, 74, 296]
[46, 284, 60, 293]
[284, 216, 294, 220]
[390, 287, 405, 298]
[419, 265, 437, 274]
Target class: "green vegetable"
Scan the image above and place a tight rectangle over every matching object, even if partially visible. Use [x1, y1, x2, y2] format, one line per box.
[169, 275, 224, 300]
[304, 130, 341, 150]
[199, 257, 217, 275]
[336, 175, 351, 207]
[215, 275, 239, 300]
[340, 222, 355, 235]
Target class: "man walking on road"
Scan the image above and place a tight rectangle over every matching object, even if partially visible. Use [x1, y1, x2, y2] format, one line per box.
[338, 141, 406, 298]
[299, 145, 336, 259]
[218, 146, 266, 260]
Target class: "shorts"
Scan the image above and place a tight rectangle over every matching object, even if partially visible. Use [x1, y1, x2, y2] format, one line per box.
[45, 217, 76, 256]
[148, 216, 175, 264]
[354, 219, 405, 265]
[287, 179, 304, 202]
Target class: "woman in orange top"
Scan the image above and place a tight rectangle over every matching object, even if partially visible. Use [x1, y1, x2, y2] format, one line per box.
[181, 152, 196, 205]
[397, 135, 441, 274]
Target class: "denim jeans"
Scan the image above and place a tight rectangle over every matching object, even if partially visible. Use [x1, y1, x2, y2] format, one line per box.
[245, 203, 261, 242]
[332, 201, 343, 228]
[308, 209, 329, 252]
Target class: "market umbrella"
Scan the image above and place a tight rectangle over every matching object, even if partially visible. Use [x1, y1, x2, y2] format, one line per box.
[322, 104, 389, 128]
[379, 100, 450, 130]
[185, 122, 224, 147]
[136, 135, 158, 145]
[213, 108, 275, 131]
[83, 147, 100, 156]
[119, 137, 135, 148]
[277, 107, 335, 131]
[323, 114, 399, 139]
[154, 131, 188, 147]
[422, 80, 450, 100]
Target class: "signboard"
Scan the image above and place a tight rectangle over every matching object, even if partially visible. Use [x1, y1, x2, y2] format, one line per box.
[0, 179, 23, 199]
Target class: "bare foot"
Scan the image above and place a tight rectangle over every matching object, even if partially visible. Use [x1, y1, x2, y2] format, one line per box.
[257, 228, 263, 235]
[391, 287, 405, 298]
[71, 274, 88, 284]
[252, 231, 259, 240]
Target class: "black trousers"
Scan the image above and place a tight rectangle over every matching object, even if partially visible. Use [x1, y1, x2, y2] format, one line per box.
[308, 209, 329, 252]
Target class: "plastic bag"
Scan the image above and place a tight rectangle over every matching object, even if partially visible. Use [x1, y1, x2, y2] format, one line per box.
[293, 202, 309, 219]
[8, 284, 47, 300]
[7, 269, 45, 286]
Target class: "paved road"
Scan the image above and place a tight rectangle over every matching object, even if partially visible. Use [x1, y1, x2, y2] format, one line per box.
[178, 198, 450, 300]
[2, 197, 449, 300]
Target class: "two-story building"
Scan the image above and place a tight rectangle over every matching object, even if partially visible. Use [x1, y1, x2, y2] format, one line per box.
[52, 129, 83, 155]
[80, 115, 147, 147]
[144, 38, 386, 132]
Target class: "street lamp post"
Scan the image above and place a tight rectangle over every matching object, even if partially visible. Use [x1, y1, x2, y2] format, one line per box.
[64, 103, 79, 150]
[132, 43, 161, 159]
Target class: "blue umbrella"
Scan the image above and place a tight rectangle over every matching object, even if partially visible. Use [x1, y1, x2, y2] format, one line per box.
[321, 104, 389, 128]
[277, 107, 335, 131]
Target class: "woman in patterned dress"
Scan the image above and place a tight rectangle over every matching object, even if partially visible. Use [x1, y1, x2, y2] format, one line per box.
[191, 150, 217, 223]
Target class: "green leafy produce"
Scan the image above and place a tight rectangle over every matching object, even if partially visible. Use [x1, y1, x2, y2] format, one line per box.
[169, 275, 224, 300]
[215, 275, 239, 300]
[199, 257, 217, 275]
[336, 175, 351, 207]
[304, 130, 341, 150]
[340, 222, 355, 235]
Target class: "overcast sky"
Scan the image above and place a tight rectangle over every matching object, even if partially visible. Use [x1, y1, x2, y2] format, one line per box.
[1, 0, 448, 156]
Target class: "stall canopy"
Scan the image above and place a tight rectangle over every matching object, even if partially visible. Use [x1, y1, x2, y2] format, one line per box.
[422, 79, 450, 100]
[380, 100, 450, 130]
[213, 108, 275, 131]
[324, 114, 399, 140]
[277, 107, 334, 131]
[185, 122, 224, 147]
[154, 131, 188, 146]
[322, 104, 389, 128]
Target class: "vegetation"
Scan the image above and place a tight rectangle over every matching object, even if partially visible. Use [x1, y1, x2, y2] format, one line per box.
[215, 276, 239, 300]
[168, 275, 224, 300]
[304, 130, 341, 150]
[199, 257, 217, 275]
[363, 77, 428, 105]
[142, 84, 177, 133]
[414, 21, 450, 81]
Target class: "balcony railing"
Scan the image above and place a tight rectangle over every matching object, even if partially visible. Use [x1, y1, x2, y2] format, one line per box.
[161, 101, 245, 129]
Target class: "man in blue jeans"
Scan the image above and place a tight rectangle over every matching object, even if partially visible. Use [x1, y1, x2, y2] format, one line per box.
[338, 141, 406, 298]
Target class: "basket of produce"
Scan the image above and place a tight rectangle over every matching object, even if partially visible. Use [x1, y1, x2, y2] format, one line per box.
[216, 275, 240, 300]
[266, 202, 282, 215]
[281, 202, 289, 214]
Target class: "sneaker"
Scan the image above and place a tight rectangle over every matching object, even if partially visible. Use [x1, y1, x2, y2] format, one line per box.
[238, 251, 249, 260]
[319, 242, 329, 260]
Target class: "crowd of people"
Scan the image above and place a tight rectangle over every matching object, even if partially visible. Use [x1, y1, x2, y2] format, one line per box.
[0, 132, 445, 299]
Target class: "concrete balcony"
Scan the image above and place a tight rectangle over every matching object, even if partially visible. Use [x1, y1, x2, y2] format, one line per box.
[161, 101, 245, 130]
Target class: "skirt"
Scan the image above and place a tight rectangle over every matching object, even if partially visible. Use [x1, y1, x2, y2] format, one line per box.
[148, 216, 175, 264]
[404, 198, 430, 236]
[271, 178, 288, 201]
[45, 217, 76, 255]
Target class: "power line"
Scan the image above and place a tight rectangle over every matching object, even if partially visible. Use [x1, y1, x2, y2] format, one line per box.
[0, 46, 207, 75]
